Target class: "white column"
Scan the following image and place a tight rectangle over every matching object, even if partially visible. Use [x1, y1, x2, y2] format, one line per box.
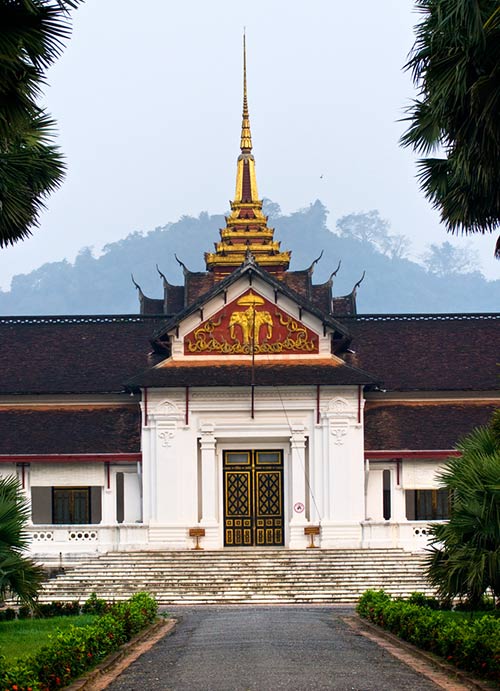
[366, 469, 384, 521]
[200, 423, 217, 525]
[100, 465, 115, 524]
[391, 465, 407, 523]
[141, 425, 157, 522]
[123, 473, 141, 523]
[290, 424, 307, 525]
[321, 415, 331, 519]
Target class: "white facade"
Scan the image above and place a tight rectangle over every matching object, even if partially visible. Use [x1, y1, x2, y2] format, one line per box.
[141, 384, 365, 550]
[12, 270, 457, 561]
[18, 429, 445, 559]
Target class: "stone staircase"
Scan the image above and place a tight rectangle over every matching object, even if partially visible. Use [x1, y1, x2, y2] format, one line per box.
[38, 549, 433, 605]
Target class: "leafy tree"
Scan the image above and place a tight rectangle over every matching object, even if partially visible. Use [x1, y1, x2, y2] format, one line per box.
[422, 240, 479, 275]
[426, 418, 500, 606]
[262, 198, 282, 219]
[0, 203, 499, 315]
[0, 475, 44, 605]
[0, 0, 80, 248]
[336, 210, 410, 259]
[401, 0, 500, 256]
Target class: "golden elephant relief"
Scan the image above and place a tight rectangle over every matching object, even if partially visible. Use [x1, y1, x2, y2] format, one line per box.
[184, 290, 319, 355]
[229, 308, 273, 345]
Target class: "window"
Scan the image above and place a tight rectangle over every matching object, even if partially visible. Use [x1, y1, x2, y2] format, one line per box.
[31, 486, 102, 525]
[53, 488, 91, 524]
[405, 489, 450, 520]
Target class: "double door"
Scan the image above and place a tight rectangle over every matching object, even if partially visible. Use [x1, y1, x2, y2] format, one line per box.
[223, 450, 284, 547]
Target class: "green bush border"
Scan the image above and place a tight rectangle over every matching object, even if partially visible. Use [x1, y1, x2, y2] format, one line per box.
[356, 590, 500, 682]
[0, 592, 158, 691]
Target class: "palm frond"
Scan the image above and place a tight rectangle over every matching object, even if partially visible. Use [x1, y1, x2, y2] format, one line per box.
[402, 0, 500, 241]
[425, 420, 500, 601]
[0, 475, 44, 605]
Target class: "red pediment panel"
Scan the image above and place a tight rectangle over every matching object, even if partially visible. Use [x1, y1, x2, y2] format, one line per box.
[184, 290, 319, 356]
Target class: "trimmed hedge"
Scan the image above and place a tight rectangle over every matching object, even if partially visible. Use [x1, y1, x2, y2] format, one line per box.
[0, 593, 158, 691]
[356, 590, 500, 682]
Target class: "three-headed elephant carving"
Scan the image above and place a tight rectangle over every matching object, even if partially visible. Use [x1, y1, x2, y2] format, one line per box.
[229, 308, 273, 345]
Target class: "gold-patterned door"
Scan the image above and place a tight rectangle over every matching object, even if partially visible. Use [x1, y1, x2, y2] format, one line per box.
[223, 450, 284, 547]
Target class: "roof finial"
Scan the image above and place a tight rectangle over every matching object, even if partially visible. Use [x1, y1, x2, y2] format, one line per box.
[240, 31, 252, 153]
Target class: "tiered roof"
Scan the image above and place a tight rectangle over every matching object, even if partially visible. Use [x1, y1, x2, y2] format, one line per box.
[1, 313, 498, 395]
[1, 313, 497, 456]
[134, 39, 361, 319]
[205, 36, 291, 280]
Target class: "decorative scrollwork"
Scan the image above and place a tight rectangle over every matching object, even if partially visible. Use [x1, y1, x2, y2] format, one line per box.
[158, 428, 176, 447]
[331, 427, 347, 445]
[185, 306, 317, 354]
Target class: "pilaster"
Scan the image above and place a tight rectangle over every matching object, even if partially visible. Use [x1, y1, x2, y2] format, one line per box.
[199, 423, 218, 526]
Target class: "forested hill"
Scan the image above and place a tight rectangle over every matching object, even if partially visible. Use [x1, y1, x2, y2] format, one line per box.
[0, 200, 498, 315]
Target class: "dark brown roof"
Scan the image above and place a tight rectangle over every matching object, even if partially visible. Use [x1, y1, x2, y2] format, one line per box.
[341, 314, 500, 391]
[282, 271, 310, 297]
[0, 315, 164, 394]
[140, 296, 165, 315]
[0, 405, 140, 454]
[331, 295, 356, 316]
[165, 284, 185, 313]
[2, 312, 497, 396]
[144, 268, 352, 318]
[152, 261, 351, 343]
[125, 358, 379, 389]
[185, 272, 215, 305]
[364, 400, 498, 451]
[311, 284, 331, 313]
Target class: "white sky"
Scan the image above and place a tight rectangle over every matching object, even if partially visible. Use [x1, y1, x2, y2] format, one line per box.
[0, 0, 498, 290]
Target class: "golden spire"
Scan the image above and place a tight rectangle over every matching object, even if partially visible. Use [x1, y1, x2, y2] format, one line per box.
[204, 34, 291, 280]
[240, 33, 252, 153]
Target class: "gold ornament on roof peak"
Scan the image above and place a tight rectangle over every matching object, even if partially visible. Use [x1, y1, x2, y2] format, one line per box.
[237, 290, 265, 306]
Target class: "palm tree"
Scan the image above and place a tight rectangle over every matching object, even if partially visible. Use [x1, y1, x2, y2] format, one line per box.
[0, 0, 80, 248]
[401, 1, 500, 257]
[0, 475, 44, 605]
[426, 421, 500, 606]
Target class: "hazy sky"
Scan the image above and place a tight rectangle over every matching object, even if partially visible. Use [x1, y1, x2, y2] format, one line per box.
[0, 0, 498, 291]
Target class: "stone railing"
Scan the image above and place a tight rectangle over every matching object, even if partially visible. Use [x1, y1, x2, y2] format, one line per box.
[361, 520, 446, 551]
[27, 524, 149, 557]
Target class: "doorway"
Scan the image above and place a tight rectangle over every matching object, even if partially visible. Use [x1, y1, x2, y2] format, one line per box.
[223, 450, 284, 547]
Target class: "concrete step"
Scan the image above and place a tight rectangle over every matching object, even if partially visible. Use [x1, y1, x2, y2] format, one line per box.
[37, 547, 432, 604]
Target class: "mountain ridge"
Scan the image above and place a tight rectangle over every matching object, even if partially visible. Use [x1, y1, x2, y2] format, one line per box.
[0, 201, 498, 315]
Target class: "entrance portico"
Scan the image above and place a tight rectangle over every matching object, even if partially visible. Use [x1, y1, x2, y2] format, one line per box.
[138, 378, 369, 551]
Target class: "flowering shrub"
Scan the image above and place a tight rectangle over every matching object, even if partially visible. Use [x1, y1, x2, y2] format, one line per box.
[356, 590, 500, 681]
[0, 593, 158, 691]
[80, 592, 109, 615]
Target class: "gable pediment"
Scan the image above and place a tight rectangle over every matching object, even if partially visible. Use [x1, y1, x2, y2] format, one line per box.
[183, 289, 319, 356]
[152, 263, 351, 361]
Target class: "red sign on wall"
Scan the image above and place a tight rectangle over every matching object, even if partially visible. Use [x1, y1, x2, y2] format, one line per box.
[184, 290, 319, 356]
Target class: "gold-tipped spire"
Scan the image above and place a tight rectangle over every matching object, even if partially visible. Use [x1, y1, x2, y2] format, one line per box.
[205, 34, 291, 280]
[240, 33, 252, 152]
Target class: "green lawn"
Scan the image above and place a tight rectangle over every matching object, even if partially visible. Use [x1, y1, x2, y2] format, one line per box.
[0, 615, 97, 662]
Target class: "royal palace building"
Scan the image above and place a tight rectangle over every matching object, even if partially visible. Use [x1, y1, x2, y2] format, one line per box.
[0, 46, 498, 562]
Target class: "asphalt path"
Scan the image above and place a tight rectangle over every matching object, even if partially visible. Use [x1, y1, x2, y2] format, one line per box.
[106, 606, 439, 691]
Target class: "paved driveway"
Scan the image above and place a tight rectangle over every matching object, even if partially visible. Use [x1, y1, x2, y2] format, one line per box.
[106, 606, 439, 691]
